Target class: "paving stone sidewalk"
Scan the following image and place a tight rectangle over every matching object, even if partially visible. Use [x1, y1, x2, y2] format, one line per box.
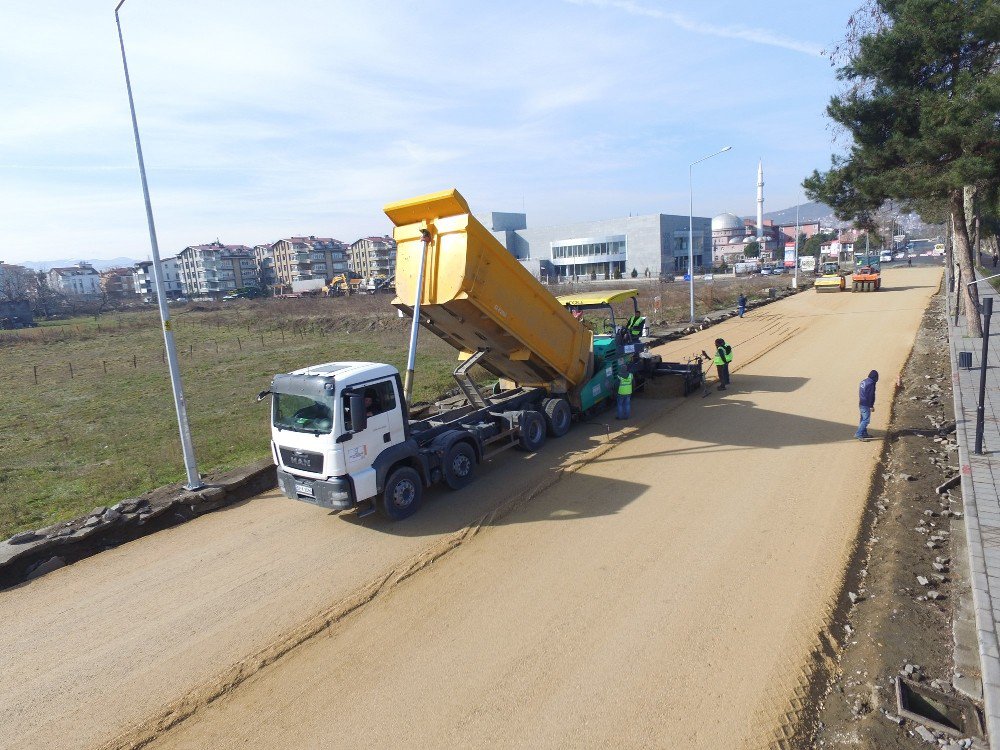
[947, 269, 1000, 746]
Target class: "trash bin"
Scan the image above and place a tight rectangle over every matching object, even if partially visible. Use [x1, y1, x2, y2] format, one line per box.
[959, 351, 973, 369]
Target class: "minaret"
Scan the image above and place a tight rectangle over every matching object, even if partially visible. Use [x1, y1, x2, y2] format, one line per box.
[756, 159, 764, 244]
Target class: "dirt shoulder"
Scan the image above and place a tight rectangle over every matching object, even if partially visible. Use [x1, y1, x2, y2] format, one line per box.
[810, 286, 978, 748]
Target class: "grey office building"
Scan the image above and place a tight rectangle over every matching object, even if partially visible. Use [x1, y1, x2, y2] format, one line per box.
[480, 211, 712, 281]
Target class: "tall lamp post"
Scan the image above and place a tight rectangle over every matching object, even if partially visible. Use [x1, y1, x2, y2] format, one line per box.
[792, 196, 801, 289]
[688, 146, 732, 323]
[115, 0, 203, 490]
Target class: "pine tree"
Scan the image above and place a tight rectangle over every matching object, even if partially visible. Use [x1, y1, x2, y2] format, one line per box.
[803, 0, 1000, 336]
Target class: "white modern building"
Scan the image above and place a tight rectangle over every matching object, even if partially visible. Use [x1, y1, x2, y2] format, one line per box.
[47, 263, 101, 296]
[133, 257, 182, 300]
[483, 212, 711, 281]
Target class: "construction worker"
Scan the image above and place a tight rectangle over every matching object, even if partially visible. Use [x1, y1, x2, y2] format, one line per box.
[616, 368, 634, 420]
[855, 369, 879, 441]
[702, 338, 731, 391]
[625, 313, 646, 340]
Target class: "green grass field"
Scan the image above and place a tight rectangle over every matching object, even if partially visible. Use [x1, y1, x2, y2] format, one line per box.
[0, 278, 779, 538]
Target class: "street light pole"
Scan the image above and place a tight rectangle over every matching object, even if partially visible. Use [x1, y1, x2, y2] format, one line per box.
[688, 146, 733, 323]
[115, 0, 203, 490]
[792, 197, 800, 289]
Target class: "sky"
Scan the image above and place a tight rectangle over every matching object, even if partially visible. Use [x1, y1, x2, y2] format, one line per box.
[0, 0, 858, 265]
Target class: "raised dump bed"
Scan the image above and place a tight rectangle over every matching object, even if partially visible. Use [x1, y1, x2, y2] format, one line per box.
[387, 189, 593, 393]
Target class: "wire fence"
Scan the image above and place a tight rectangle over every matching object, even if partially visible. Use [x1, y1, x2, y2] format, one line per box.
[0, 319, 404, 387]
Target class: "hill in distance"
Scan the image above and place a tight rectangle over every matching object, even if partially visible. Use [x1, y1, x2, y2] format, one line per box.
[17, 257, 141, 272]
[762, 201, 837, 226]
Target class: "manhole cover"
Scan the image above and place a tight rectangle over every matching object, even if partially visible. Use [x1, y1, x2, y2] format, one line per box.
[895, 677, 985, 738]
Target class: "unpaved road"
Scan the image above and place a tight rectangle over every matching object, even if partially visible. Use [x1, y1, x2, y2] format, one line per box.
[1, 266, 942, 750]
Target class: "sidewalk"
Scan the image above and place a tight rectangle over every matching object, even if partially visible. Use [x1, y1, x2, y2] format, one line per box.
[947, 269, 1000, 745]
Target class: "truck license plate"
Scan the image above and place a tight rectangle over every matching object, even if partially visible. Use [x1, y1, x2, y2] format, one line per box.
[295, 483, 314, 497]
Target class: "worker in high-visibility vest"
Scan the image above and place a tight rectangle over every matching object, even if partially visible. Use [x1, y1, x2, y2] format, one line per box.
[616, 369, 634, 420]
[625, 314, 646, 340]
[702, 338, 731, 391]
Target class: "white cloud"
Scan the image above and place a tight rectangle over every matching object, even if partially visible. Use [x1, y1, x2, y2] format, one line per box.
[563, 0, 825, 57]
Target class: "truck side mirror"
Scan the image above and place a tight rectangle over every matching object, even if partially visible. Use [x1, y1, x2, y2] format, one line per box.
[349, 393, 368, 432]
[256, 390, 272, 402]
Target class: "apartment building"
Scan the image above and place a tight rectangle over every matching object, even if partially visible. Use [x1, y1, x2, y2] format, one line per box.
[177, 242, 258, 297]
[133, 257, 183, 300]
[268, 236, 349, 287]
[348, 236, 396, 279]
[47, 263, 101, 296]
[99, 267, 136, 299]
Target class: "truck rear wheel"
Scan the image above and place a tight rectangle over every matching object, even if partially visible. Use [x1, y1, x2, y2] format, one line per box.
[517, 410, 546, 452]
[543, 398, 572, 437]
[378, 466, 423, 520]
[443, 442, 476, 490]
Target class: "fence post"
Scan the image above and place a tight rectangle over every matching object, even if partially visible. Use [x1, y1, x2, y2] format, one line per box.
[33, 365, 38, 384]
[975, 296, 994, 454]
[260, 334, 264, 347]
[103, 360, 108, 374]
[237, 337, 242, 351]
[69, 362, 74, 378]
[133, 354, 137, 368]
[215, 340, 219, 354]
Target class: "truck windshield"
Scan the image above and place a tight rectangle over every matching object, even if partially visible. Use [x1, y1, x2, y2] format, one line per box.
[273, 393, 334, 434]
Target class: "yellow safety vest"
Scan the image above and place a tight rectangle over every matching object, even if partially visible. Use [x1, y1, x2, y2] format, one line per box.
[713, 347, 727, 366]
[724, 343, 733, 363]
[618, 373, 633, 395]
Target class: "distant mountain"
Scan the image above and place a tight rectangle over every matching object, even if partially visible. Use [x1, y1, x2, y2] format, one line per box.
[763, 202, 839, 226]
[17, 257, 141, 272]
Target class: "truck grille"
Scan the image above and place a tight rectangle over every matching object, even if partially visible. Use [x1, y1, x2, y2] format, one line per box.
[279, 447, 324, 474]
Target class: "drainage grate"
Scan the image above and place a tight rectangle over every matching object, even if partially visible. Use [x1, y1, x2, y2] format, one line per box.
[895, 677, 985, 739]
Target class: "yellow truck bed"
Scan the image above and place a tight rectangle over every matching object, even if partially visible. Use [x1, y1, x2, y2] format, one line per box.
[386, 189, 593, 391]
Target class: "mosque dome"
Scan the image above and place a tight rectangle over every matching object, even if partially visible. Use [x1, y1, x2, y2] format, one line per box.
[712, 212, 744, 232]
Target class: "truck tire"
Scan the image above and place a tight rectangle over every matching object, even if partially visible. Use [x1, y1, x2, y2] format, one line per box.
[543, 398, 572, 437]
[378, 466, 423, 520]
[517, 410, 546, 452]
[443, 442, 476, 490]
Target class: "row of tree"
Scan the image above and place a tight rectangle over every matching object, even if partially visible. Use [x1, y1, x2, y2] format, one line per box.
[804, 0, 1000, 336]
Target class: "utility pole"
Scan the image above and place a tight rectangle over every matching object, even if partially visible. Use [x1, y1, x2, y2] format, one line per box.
[115, 0, 203, 490]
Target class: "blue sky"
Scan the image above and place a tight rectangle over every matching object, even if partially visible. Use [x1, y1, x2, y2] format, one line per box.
[1, 0, 857, 264]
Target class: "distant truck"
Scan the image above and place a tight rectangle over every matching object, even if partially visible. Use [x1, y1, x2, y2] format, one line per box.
[291, 279, 326, 295]
[799, 256, 816, 274]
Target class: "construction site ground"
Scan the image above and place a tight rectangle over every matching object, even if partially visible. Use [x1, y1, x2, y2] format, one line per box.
[813, 287, 972, 747]
[0, 265, 947, 750]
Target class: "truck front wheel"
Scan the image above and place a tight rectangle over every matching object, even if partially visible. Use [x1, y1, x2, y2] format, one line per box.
[378, 466, 423, 520]
[443, 442, 476, 490]
[517, 410, 547, 452]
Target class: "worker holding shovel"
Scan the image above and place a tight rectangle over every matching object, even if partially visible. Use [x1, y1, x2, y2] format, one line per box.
[702, 338, 732, 391]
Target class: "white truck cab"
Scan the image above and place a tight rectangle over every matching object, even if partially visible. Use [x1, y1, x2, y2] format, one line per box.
[267, 361, 410, 515]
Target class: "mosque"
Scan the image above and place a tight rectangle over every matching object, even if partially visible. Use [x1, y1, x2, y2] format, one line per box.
[710, 161, 790, 267]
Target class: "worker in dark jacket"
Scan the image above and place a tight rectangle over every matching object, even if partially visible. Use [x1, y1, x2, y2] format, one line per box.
[737, 294, 747, 318]
[855, 370, 879, 440]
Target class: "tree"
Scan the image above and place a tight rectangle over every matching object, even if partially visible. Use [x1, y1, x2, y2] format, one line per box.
[743, 241, 761, 259]
[0, 264, 33, 303]
[803, 0, 1000, 336]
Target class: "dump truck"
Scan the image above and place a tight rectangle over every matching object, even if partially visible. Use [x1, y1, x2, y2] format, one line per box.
[851, 254, 882, 292]
[262, 188, 686, 521]
[814, 261, 846, 292]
